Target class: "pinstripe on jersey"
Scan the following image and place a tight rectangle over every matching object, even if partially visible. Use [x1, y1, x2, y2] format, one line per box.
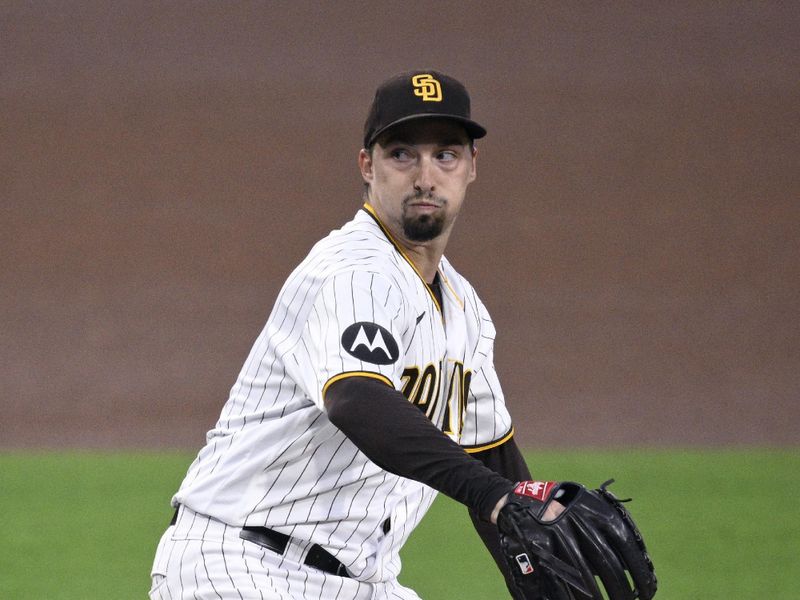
[149, 505, 422, 599]
[172, 204, 512, 584]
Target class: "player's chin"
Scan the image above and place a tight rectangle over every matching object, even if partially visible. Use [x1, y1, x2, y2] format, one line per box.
[403, 214, 444, 242]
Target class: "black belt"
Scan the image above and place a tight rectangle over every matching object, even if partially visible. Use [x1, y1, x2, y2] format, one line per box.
[240, 526, 350, 578]
[169, 506, 348, 578]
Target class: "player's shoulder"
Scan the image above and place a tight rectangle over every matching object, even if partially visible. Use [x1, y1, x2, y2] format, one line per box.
[299, 208, 411, 289]
[309, 208, 394, 263]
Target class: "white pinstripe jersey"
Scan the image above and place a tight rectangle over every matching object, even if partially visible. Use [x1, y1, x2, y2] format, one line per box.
[173, 204, 513, 583]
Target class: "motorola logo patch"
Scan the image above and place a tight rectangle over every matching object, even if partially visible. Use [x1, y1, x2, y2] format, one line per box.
[341, 322, 399, 365]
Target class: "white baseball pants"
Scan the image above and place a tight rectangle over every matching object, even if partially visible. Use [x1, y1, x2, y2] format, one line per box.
[148, 506, 422, 600]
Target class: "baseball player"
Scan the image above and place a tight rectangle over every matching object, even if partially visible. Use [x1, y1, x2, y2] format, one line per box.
[148, 70, 537, 600]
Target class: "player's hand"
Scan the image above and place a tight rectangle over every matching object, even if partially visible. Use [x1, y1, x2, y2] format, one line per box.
[490, 485, 565, 524]
[540, 498, 565, 521]
[495, 480, 657, 600]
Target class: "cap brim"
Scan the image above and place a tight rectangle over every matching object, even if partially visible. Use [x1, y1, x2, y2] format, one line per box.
[366, 113, 487, 148]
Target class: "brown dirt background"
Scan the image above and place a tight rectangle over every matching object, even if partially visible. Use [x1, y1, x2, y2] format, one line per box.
[2, 2, 798, 449]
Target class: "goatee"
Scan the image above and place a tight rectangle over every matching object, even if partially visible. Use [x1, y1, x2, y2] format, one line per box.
[402, 195, 446, 242]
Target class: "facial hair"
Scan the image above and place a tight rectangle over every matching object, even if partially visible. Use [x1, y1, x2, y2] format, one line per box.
[401, 193, 447, 242]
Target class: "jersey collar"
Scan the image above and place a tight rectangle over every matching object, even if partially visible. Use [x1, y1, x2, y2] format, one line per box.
[361, 202, 443, 315]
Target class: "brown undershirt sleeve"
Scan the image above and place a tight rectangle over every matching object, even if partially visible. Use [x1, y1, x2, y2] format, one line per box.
[324, 375, 515, 521]
[468, 437, 532, 599]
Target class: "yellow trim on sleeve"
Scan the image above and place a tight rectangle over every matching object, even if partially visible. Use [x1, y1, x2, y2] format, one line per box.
[462, 427, 515, 454]
[322, 371, 394, 398]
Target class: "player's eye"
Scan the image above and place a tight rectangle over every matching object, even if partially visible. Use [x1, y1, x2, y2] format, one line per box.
[390, 148, 413, 161]
[437, 150, 458, 162]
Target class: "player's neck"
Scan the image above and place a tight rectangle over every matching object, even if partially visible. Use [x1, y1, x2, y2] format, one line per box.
[401, 244, 442, 284]
[394, 231, 450, 284]
[364, 202, 450, 283]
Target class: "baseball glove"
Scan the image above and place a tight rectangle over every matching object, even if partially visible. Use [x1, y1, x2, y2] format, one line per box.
[496, 479, 657, 600]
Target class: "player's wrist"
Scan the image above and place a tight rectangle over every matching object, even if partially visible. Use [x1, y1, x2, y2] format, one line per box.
[489, 493, 509, 524]
[495, 480, 561, 524]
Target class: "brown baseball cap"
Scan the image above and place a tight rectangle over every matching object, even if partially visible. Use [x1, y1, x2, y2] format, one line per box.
[363, 70, 487, 148]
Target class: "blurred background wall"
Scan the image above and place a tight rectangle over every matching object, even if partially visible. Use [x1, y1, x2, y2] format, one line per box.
[2, 1, 798, 448]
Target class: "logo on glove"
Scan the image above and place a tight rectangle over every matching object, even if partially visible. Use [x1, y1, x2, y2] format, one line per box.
[514, 553, 534, 575]
[514, 480, 557, 502]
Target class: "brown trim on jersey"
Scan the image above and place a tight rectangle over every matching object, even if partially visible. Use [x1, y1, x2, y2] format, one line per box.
[461, 426, 515, 454]
[360, 203, 443, 315]
[322, 371, 394, 399]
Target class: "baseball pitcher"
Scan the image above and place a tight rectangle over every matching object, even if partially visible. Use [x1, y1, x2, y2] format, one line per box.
[148, 70, 656, 600]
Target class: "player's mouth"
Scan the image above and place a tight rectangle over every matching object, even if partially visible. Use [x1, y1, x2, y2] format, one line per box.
[405, 197, 444, 211]
[408, 202, 440, 210]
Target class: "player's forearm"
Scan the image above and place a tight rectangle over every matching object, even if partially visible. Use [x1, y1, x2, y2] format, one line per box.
[471, 437, 533, 523]
[325, 376, 515, 521]
[468, 438, 533, 599]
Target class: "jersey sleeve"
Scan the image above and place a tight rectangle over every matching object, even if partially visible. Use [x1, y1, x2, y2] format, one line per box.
[460, 346, 514, 451]
[286, 270, 406, 410]
[459, 295, 514, 451]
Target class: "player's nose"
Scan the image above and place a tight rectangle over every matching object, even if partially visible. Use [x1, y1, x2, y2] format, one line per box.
[413, 156, 435, 194]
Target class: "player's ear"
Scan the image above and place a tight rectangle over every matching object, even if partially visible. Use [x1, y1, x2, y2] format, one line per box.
[468, 144, 477, 183]
[358, 148, 374, 183]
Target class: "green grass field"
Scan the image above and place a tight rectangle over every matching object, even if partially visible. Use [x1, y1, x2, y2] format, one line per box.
[1, 449, 797, 599]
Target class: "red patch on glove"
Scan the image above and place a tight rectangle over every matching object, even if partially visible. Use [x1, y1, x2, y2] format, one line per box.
[514, 480, 557, 502]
